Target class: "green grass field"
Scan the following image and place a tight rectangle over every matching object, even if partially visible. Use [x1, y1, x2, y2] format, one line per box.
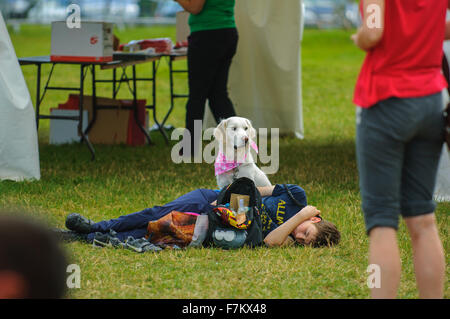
[1, 25, 448, 299]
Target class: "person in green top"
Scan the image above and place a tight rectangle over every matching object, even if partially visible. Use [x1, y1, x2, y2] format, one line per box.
[187, 0, 236, 33]
[175, 0, 238, 157]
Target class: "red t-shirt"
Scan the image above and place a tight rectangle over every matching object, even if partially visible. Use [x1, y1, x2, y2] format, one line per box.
[353, 0, 448, 108]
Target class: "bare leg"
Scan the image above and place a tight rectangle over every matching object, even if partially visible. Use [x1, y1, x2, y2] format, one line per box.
[404, 214, 445, 299]
[368, 227, 401, 298]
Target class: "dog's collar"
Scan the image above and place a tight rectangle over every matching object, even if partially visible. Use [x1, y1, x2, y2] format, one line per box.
[215, 142, 258, 176]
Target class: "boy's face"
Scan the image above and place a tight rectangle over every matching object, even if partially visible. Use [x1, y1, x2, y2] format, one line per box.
[291, 217, 321, 245]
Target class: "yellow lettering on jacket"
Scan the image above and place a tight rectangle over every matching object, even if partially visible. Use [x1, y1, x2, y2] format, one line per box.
[276, 200, 286, 224]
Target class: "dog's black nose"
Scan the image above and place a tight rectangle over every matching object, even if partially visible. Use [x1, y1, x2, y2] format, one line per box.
[244, 137, 249, 143]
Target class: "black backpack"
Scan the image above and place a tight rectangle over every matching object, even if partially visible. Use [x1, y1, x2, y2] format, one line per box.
[203, 177, 264, 249]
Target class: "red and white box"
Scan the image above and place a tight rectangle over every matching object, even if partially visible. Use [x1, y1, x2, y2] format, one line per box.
[51, 21, 114, 63]
[119, 38, 173, 54]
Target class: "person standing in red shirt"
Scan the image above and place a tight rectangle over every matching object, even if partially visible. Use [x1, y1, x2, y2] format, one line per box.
[352, 0, 448, 299]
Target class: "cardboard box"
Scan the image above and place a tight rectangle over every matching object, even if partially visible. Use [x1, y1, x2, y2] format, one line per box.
[229, 193, 250, 212]
[49, 109, 88, 145]
[230, 193, 250, 225]
[86, 105, 130, 145]
[51, 21, 114, 62]
[57, 94, 148, 145]
[121, 99, 149, 146]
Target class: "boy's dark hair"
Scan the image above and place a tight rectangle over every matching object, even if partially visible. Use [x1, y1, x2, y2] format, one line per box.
[311, 220, 341, 248]
[0, 213, 68, 298]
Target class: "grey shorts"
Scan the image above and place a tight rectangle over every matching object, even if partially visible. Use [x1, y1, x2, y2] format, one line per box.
[356, 92, 445, 234]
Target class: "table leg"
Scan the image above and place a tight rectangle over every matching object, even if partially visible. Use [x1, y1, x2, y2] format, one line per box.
[132, 65, 153, 145]
[151, 60, 169, 144]
[78, 64, 95, 160]
[35, 63, 41, 130]
[161, 56, 175, 128]
[113, 68, 117, 99]
[84, 64, 97, 136]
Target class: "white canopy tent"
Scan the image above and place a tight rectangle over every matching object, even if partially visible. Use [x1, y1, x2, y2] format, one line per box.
[204, 0, 304, 138]
[0, 11, 40, 181]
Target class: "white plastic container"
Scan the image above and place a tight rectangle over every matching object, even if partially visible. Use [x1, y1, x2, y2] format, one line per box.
[50, 21, 114, 62]
[49, 109, 88, 145]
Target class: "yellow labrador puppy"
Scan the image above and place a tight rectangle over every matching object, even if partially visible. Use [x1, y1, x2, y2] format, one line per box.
[214, 116, 271, 189]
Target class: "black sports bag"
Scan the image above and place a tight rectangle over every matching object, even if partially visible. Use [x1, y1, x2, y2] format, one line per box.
[203, 177, 264, 249]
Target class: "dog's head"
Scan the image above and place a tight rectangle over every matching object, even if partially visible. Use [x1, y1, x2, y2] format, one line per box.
[214, 117, 256, 155]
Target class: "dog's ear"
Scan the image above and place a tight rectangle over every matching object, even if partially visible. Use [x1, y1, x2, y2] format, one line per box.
[214, 119, 227, 141]
[246, 119, 257, 140]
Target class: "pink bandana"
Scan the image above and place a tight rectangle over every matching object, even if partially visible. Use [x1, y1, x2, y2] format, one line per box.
[215, 141, 258, 176]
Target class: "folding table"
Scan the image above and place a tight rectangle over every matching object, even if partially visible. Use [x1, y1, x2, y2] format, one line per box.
[19, 53, 167, 160]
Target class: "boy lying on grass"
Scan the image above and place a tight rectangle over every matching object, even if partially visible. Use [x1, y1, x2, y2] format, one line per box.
[57, 184, 340, 251]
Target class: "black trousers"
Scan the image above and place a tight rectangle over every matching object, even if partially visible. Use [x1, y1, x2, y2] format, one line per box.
[184, 28, 238, 155]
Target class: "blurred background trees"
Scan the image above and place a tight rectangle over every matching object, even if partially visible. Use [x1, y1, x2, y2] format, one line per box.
[1, 0, 360, 29]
